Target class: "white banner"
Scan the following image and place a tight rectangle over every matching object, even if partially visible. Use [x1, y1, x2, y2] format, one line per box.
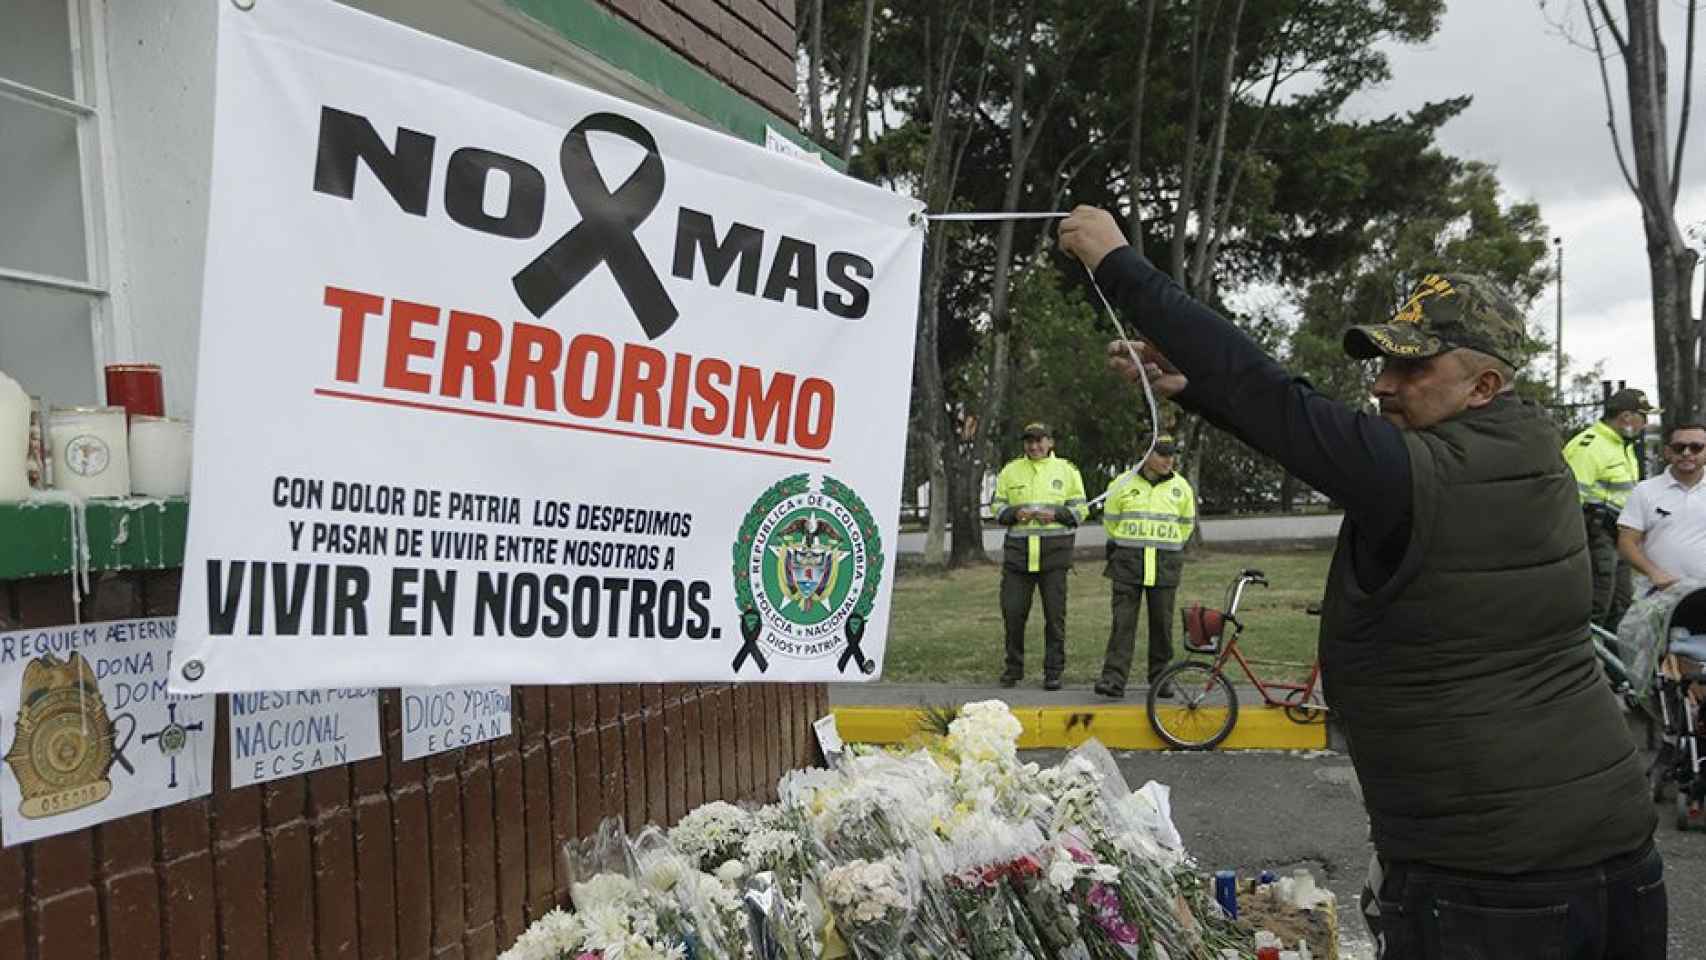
[0, 619, 212, 846]
[227, 689, 382, 788]
[401, 685, 513, 761]
[172, 0, 922, 692]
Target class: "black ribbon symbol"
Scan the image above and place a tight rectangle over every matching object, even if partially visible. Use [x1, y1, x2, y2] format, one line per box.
[732, 608, 770, 674]
[837, 614, 875, 675]
[108, 712, 137, 777]
[512, 112, 679, 339]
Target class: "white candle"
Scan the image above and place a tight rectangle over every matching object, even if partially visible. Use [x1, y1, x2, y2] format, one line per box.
[129, 416, 192, 497]
[48, 406, 131, 498]
[1290, 868, 1317, 908]
[0, 371, 28, 502]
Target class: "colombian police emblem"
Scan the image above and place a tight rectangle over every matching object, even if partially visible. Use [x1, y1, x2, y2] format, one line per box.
[731, 474, 884, 675]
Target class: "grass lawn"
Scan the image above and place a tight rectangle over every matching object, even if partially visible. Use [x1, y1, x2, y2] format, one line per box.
[881, 547, 1333, 686]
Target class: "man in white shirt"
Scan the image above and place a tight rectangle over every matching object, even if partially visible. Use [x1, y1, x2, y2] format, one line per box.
[1617, 421, 1706, 593]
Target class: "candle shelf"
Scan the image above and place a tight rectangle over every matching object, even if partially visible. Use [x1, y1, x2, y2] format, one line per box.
[0, 496, 188, 580]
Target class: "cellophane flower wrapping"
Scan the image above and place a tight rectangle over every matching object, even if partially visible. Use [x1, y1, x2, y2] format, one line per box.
[504, 703, 1257, 960]
[820, 856, 914, 959]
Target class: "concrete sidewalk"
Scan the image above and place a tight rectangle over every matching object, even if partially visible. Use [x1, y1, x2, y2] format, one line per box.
[829, 681, 1330, 751]
[897, 513, 1343, 556]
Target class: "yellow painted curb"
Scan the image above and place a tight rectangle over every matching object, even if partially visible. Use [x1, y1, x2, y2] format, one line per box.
[832, 703, 1326, 751]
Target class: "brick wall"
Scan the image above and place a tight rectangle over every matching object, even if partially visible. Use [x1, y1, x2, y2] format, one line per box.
[0, 571, 828, 960]
[602, 0, 800, 122]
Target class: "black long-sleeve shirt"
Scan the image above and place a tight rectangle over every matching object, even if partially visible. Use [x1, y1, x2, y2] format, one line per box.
[1093, 246, 1412, 588]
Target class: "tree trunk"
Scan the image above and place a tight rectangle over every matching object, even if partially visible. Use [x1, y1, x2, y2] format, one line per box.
[952, 0, 1064, 566]
[948, 455, 991, 566]
[911, 1, 981, 567]
[1169, 0, 1209, 281]
[1182, 415, 1209, 547]
[839, 0, 877, 159]
[924, 438, 949, 563]
[807, 0, 826, 141]
[1587, 0, 1699, 423]
[1187, 0, 1248, 293]
[1125, 0, 1161, 254]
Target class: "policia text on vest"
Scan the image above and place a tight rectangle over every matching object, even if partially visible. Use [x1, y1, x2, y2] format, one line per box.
[989, 425, 1087, 689]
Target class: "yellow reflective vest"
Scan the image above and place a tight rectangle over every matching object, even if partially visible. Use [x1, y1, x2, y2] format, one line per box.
[1101, 470, 1196, 587]
[1563, 420, 1640, 511]
[990, 454, 1088, 572]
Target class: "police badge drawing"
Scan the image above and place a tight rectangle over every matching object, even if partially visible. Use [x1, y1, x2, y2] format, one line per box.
[0, 618, 212, 846]
[731, 474, 886, 678]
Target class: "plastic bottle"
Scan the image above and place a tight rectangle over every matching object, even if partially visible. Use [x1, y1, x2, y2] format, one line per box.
[1255, 930, 1282, 960]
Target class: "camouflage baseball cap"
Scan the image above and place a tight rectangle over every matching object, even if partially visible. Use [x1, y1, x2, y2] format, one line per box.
[1020, 421, 1051, 439]
[1152, 433, 1178, 455]
[1343, 273, 1526, 368]
[1604, 388, 1658, 416]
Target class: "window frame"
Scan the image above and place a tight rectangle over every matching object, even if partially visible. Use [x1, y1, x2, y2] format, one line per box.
[0, 0, 131, 395]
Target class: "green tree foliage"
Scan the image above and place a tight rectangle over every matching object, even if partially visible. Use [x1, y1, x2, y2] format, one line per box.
[1001, 262, 1147, 500]
[810, 0, 1580, 555]
[1291, 161, 1555, 409]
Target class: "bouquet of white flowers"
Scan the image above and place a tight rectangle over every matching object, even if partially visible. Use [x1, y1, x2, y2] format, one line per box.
[821, 857, 915, 959]
[501, 708, 1258, 960]
[671, 801, 756, 874]
[499, 887, 690, 960]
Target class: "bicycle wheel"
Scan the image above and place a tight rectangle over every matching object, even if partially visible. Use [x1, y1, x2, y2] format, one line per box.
[1147, 661, 1238, 750]
[1282, 687, 1327, 725]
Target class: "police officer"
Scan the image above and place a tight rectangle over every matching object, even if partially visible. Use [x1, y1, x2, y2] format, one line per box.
[1095, 434, 1196, 699]
[990, 422, 1088, 689]
[1564, 388, 1655, 629]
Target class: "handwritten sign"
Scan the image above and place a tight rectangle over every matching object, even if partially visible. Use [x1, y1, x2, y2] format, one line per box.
[401, 685, 513, 760]
[227, 688, 381, 788]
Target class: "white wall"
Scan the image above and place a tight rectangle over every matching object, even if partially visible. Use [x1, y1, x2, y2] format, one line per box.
[99, 0, 710, 419]
[101, 0, 218, 418]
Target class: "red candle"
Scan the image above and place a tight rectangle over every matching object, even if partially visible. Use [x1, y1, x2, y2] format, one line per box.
[105, 363, 165, 420]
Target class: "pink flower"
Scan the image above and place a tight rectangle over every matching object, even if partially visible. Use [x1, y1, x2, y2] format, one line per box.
[1103, 919, 1140, 944]
[1086, 884, 1119, 912]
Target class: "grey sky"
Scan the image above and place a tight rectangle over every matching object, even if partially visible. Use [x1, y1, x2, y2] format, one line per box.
[1341, 0, 1704, 400]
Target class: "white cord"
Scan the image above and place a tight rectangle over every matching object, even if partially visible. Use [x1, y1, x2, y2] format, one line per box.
[910, 208, 1161, 510]
[922, 211, 1073, 221]
[1081, 261, 1158, 510]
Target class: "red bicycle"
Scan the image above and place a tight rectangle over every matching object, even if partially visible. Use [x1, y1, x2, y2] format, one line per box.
[1146, 569, 1328, 750]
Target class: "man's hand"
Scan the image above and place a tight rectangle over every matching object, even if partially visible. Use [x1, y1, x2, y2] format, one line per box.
[1057, 206, 1129, 271]
[1653, 571, 1681, 591]
[1015, 507, 1037, 523]
[1107, 339, 1188, 399]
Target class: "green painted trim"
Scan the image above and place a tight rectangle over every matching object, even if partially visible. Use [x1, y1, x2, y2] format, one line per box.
[504, 0, 845, 171]
[0, 498, 188, 580]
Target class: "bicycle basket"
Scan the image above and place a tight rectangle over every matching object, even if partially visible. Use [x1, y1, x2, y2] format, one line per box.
[1182, 604, 1225, 654]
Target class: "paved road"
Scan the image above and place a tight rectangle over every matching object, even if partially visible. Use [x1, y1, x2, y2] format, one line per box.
[898, 513, 1343, 556]
[1018, 748, 1704, 958]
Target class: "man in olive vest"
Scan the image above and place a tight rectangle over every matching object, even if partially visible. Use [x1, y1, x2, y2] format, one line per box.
[990, 421, 1088, 690]
[1096, 434, 1196, 699]
[1059, 206, 1663, 958]
[1564, 388, 1654, 629]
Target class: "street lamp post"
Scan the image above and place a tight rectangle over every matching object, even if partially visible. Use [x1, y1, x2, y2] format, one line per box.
[1554, 236, 1563, 402]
